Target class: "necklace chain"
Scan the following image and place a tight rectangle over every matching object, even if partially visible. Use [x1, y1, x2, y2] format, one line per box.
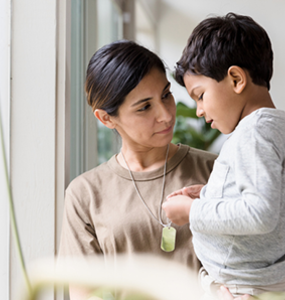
[121, 144, 171, 228]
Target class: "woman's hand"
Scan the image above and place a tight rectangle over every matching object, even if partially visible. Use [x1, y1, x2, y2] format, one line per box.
[166, 184, 204, 200]
[217, 286, 251, 300]
[162, 195, 194, 226]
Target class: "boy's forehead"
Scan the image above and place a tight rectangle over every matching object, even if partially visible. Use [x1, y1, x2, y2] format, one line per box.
[183, 73, 204, 93]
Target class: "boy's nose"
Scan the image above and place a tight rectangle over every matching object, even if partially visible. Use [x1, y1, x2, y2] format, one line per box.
[196, 106, 205, 117]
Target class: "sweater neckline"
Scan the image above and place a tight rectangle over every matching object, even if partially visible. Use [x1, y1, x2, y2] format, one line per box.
[107, 144, 189, 181]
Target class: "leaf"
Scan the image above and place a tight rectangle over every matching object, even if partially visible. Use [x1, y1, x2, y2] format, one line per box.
[176, 102, 197, 118]
[173, 101, 221, 151]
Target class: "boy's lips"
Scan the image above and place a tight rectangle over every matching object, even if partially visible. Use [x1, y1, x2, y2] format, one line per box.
[206, 119, 215, 128]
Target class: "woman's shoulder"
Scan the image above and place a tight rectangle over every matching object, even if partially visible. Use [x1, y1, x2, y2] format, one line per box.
[65, 156, 116, 198]
[179, 144, 218, 161]
[171, 144, 217, 184]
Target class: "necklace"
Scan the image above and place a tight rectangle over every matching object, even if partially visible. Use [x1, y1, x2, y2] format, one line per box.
[120, 144, 176, 252]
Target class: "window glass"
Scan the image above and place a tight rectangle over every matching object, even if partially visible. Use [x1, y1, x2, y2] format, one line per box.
[96, 0, 123, 164]
[70, 0, 123, 181]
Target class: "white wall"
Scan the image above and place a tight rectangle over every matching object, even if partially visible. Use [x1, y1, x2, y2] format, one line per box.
[0, 1, 69, 299]
[136, 0, 159, 51]
[10, 0, 57, 297]
[158, 0, 285, 111]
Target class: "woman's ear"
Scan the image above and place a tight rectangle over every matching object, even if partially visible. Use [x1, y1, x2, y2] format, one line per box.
[227, 66, 247, 94]
[94, 109, 116, 129]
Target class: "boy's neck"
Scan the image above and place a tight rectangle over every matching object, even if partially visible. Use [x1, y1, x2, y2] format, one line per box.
[240, 83, 275, 120]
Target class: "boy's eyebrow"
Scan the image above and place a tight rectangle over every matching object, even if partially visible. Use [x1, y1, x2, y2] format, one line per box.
[189, 86, 201, 98]
[131, 82, 171, 107]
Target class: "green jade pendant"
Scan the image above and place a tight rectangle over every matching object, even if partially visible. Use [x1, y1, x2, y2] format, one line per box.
[161, 226, 176, 252]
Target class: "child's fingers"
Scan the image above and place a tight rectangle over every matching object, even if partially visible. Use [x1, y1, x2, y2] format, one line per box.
[166, 189, 184, 200]
[217, 286, 234, 300]
[167, 184, 204, 200]
[235, 296, 251, 300]
[217, 286, 251, 300]
[182, 187, 189, 196]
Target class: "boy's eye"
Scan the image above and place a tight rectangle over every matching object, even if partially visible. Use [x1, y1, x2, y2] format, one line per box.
[138, 103, 151, 111]
[198, 93, 204, 100]
[162, 91, 172, 99]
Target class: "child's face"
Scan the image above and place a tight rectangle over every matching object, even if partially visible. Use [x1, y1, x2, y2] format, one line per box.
[183, 72, 245, 134]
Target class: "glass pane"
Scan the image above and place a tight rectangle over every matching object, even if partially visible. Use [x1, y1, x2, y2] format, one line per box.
[96, 0, 123, 164]
[70, 0, 85, 181]
[70, 0, 98, 182]
[70, 0, 123, 182]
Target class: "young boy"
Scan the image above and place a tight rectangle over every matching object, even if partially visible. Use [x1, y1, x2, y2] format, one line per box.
[162, 12, 285, 299]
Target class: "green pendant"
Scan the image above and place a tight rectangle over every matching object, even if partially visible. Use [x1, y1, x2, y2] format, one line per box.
[161, 226, 176, 252]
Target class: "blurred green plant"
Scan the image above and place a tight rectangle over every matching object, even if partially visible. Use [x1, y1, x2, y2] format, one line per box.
[254, 292, 285, 300]
[172, 102, 221, 151]
[0, 108, 31, 295]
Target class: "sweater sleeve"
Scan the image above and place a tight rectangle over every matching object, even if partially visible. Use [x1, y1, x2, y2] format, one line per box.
[58, 186, 103, 258]
[190, 120, 284, 235]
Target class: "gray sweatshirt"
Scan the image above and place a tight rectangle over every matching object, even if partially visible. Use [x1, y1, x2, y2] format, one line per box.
[190, 108, 285, 286]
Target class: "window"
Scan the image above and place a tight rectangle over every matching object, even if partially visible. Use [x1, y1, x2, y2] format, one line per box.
[70, 0, 123, 181]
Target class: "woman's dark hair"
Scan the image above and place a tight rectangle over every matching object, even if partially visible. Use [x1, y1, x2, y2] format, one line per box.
[175, 13, 273, 90]
[85, 40, 166, 115]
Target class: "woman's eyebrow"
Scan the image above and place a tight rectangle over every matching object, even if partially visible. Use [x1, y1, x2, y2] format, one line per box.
[163, 82, 171, 92]
[131, 97, 151, 107]
[131, 82, 171, 107]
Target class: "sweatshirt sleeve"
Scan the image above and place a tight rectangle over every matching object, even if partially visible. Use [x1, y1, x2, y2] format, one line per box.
[58, 184, 103, 258]
[190, 119, 284, 235]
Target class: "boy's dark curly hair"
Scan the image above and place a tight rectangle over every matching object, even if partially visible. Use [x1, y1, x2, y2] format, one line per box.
[175, 13, 273, 90]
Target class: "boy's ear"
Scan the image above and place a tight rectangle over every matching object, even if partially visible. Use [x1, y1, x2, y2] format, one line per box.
[227, 66, 247, 94]
[94, 109, 116, 129]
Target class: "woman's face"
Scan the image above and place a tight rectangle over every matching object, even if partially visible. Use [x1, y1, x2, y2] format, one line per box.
[111, 68, 176, 150]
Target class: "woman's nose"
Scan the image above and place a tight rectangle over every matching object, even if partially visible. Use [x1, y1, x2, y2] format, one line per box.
[157, 102, 172, 123]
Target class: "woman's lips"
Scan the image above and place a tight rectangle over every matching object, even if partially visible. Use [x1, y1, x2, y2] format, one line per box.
[156, 125, 172, 134]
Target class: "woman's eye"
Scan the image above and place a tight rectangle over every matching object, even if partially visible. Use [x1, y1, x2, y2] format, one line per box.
[198, 93, 204, 100]
[138, 104, 151, 111]
[162, 91, 172, 99]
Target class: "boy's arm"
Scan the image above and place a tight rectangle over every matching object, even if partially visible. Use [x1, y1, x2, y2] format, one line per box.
[191, 124, 284, 235]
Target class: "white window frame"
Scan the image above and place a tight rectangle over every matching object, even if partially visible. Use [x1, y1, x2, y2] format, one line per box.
[0, 0, 70, 299]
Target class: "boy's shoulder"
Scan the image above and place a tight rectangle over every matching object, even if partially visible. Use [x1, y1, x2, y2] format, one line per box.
[239, 108, 285, 129]
[255, 107, 285, 118]
[233, 108, 285, 148]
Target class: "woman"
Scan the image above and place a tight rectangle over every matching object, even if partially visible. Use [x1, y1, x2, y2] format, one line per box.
[59, 40, 217, 299]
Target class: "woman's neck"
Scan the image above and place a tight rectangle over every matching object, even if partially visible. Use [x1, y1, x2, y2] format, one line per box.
[118, 143, 178, 172]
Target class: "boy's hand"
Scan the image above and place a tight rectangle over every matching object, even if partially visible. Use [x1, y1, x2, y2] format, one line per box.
[162, 195, 194, 226]
[217, 286, 251, 300]
[166, 184, 204, 200]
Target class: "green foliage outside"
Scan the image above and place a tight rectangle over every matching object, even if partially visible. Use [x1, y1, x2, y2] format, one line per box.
[172, 102, 221, 151]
